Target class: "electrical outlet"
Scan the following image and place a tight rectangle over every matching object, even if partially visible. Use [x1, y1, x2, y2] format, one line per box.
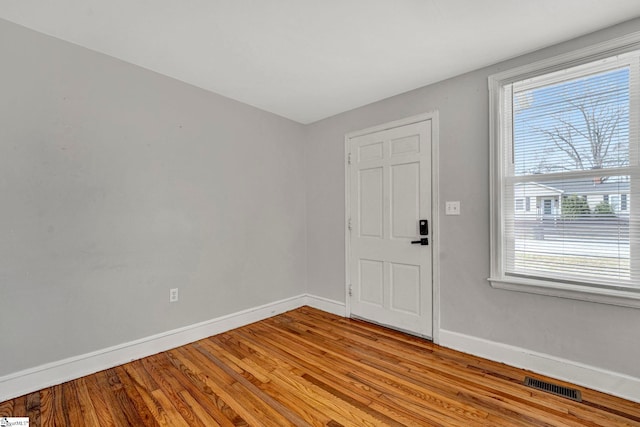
[169, 288, 179, 303]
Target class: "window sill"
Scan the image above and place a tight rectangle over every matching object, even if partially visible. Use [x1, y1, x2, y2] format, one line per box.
[488, 277, 640, 309]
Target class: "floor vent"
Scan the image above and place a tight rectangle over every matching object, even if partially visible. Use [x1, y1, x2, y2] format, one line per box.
[524, 376, 582, 402]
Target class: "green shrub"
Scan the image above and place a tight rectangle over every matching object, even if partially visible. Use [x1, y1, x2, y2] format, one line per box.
[562, 195, 590, 219]
[593, 201, 615, 216]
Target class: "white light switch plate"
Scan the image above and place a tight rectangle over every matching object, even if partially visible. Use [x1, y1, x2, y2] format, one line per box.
[445, 201, 461, 215]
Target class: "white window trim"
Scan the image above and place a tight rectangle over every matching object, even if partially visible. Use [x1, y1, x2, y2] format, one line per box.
[489, 31, 640, 309]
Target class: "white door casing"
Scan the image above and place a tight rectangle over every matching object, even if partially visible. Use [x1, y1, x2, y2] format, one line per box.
[345, 114, 438, 339]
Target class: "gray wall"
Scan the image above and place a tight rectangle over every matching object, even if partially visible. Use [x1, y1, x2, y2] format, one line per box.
[0, 19, 307, 376]
[306, 19, 640, 378]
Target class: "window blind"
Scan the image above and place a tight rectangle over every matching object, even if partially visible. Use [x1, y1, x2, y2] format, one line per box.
[501, 54, 640, 290]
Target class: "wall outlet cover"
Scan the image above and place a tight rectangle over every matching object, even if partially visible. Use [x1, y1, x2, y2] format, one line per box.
[169, 288, 179, 302]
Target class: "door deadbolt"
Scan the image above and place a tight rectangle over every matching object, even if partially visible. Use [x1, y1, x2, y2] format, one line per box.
[419, 220, 428, 236]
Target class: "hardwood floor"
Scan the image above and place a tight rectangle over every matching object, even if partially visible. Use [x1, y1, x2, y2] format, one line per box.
[1, 306, 639, 426]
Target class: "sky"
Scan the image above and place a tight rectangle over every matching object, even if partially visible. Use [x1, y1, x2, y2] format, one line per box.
[513, 66, 630, 176]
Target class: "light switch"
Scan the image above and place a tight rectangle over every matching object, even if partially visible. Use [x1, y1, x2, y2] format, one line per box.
[445, 201, 461, 215]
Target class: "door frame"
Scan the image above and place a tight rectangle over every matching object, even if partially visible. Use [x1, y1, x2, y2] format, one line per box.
[344, 111, 441, 344]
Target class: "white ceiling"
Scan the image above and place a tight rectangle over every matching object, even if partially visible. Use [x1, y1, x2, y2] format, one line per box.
[1, 1, 640, 124]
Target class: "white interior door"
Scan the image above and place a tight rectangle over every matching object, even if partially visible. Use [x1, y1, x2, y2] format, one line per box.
[347, 119, 433, 338]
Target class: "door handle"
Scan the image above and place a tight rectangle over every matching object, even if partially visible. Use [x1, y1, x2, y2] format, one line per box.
[411, 238, 429, 246]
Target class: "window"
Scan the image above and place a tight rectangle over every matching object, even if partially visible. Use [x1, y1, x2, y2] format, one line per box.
[489, 35, 640, 307]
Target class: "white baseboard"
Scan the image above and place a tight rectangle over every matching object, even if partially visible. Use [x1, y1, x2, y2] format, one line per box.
[0, 294, 310, 402]
[439, 329, 640, 403]
[304, 294, 346, 316]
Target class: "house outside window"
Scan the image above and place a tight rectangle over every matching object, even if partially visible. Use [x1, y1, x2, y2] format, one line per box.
[489, 35, 640, 307]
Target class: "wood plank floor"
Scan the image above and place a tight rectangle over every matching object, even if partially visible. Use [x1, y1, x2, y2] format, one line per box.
[1, 306, 639, 426]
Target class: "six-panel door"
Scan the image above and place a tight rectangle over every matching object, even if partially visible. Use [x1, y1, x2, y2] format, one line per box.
[348, 120, 432, 338]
